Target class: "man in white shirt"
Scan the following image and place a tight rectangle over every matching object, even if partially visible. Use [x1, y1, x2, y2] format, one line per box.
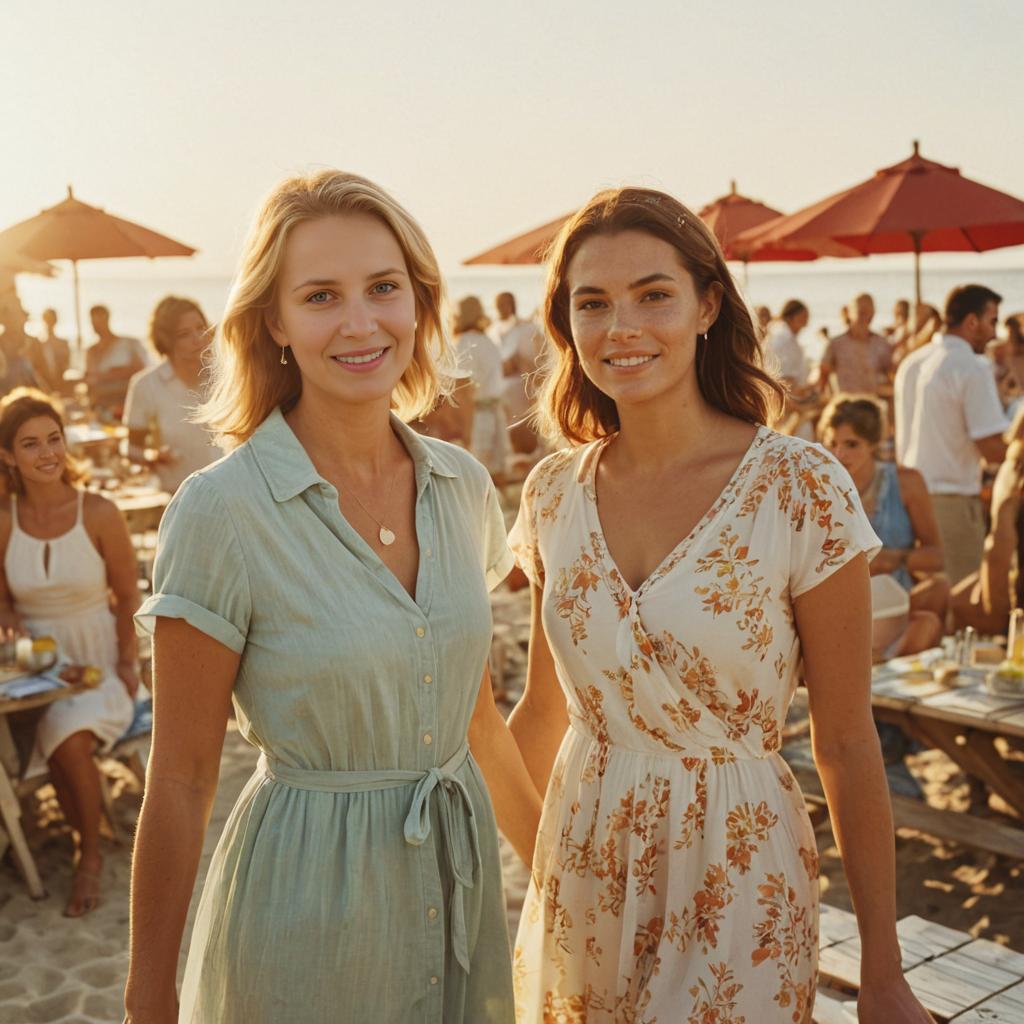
[765, 300, 810, 388]
[895, 284, 1006, 585]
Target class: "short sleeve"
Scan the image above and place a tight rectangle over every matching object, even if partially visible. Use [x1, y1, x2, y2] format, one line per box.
[135, 474, 251, 653]
[964, 362, 1009, 441]
[482, 478, 514, 591]
[787, 443, 881, 598]
[507, 458, 556, 589]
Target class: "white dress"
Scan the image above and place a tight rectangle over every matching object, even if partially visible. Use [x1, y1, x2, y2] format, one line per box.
[5, 491, 133, 776]
[509, 430, 880, 1024]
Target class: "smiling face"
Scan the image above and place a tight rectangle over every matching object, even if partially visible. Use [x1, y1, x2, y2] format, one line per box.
[566, 230, 720, 412]
[267, 213, 418, 413]
[823, 421, 875, 477]
[169, 308, 210, 365]
[2, 415, 67, 487]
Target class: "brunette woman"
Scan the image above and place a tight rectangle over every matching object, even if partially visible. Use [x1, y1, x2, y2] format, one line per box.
[507, 188, 934, 1023]
[0, 388, 139, 916]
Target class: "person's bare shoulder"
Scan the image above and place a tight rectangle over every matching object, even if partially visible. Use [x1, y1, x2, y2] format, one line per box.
[82, 489, 126, 531]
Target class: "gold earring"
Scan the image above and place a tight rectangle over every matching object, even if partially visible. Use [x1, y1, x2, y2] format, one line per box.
[280, 347, 288, 366]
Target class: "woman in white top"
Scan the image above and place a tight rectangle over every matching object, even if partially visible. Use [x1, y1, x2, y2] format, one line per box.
[123, 297, 222, 493]
[0, 388, 140, 916]
[453, 295, 508, 479]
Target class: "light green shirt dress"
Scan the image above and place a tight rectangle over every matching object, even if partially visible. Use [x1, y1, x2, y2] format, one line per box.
[136, 408, 516, 1024]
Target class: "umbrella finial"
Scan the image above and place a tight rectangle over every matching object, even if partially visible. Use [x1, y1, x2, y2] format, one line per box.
[912, 140, 920, 158]
[66, 184, 74, 200]
[730, 179, 737, 195]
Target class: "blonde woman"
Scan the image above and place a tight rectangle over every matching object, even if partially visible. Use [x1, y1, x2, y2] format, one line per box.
[507, 188, 933, 1022]
[123, 296, 222, 493]
[123, 171, 541, 1024]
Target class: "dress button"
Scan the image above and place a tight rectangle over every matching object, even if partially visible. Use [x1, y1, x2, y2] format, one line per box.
[430, 976, 438, 986]
[427, 906, 438, 920]
[423, 733, 433, 746]
[425, 548, 433, 558]
[423, 674, 433, 684]
[415, 627, 426, 638]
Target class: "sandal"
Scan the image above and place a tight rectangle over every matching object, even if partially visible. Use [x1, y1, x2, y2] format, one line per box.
[64, 861, 103, 917]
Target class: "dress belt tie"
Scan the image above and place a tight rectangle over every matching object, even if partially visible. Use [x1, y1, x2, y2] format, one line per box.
[258, 744, 480, 973]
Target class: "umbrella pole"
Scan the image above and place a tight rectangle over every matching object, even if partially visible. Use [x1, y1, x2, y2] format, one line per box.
[72, 259, 83, 355]
[911, 232, 923, 309]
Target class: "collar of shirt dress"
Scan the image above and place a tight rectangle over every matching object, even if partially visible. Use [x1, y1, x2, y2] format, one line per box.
[249, 406, 459, 504]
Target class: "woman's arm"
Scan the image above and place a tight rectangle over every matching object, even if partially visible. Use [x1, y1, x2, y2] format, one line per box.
[796, 555, 934, 1023]
[123, 617, 238, 1023]
[93, 496, 142, 694]
[506, 584, 569, 796]
[979, 449, 1024, 617]
[468, 664, 544, 865]
[0, 518, 22, 632]
[897, 468, 945, 576]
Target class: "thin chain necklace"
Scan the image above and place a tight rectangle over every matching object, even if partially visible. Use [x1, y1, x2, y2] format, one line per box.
[342, 467, 399, 546]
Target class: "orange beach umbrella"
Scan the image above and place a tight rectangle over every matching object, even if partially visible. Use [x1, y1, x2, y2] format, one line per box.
[463, 213, 573, 265]
[733, 141, 1024, 304]
[0, 186, 196, 347]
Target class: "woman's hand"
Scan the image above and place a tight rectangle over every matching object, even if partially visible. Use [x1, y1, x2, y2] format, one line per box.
[117, 659, 140, 699]
[858, 975, 936, 1022]
[122, 993, 179, 1024]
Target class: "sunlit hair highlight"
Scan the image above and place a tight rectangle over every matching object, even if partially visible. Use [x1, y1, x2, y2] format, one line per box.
[198, 170, 451, 448]
[538, 187, 783, 445]
[0, 388, 85, 495]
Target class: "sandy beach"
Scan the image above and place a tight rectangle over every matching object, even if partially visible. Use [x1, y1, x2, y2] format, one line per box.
[1, 584, 1021, 1022]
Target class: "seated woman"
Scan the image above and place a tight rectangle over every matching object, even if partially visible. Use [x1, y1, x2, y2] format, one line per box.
[951, 438, 1024, 634]
[123, 296, 223, 494]
[0, 389, 140, 916]
[820, 395, 948, 655]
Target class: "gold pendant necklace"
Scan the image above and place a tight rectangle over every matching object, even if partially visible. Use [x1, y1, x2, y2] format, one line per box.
[342, 468, 399, 546]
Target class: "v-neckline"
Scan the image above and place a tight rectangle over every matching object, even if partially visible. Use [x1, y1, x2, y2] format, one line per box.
[587, 425, 765, 599]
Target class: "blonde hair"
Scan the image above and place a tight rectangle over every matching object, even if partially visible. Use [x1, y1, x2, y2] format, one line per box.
[198, 170, 450, 448]
[453, 295, 486, 335]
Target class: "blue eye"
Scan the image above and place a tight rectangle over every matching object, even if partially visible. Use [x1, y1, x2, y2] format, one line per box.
[306, 291, 331, 304]
[371, 281, 397, 295]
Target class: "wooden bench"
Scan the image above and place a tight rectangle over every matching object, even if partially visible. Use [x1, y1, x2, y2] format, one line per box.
[815, 905, 1024, 1022]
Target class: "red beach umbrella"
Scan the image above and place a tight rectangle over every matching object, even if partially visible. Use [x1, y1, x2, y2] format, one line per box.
[0, 186, 196, 348]
[698, 182, 859, 280]
[733, 141, 1024, 304]
[464, 188, 853, 270]
[463, 214, 573, 265]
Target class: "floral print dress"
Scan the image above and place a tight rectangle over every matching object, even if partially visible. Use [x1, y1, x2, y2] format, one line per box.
[509, 428, 879, 1024]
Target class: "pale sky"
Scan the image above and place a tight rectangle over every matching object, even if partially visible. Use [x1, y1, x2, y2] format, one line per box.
[4, 0, 1024, 275]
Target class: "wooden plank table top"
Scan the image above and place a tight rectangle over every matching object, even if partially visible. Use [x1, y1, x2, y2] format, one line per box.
[871, 655, 1024, 819]
[817, 907, 1024, 1022]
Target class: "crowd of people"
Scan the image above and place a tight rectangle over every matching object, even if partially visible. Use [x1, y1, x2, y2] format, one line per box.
[762, 285, 1024, 658]
[2, 172, 1018, 1022]
[0, 293, 222, 915]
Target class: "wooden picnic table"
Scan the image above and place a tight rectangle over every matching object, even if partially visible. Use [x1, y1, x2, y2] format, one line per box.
[0, 676, 95, 898]
[871, 658, 1024, 821]
[815, 904, 1024, 1022]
